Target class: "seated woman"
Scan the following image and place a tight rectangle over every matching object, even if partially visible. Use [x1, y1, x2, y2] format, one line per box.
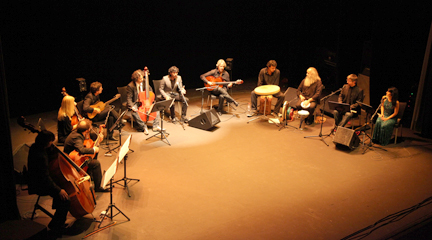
[372, 87, 400, 146]
[57, 96, 79, 144]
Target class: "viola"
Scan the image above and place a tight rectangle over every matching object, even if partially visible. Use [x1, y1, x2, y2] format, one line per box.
[138, 66, 157, 122]
[18, 117, 96, 219]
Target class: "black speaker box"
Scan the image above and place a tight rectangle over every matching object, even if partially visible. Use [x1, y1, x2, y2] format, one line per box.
[188, 109, 221, 130]
[333, 127, 360, 150]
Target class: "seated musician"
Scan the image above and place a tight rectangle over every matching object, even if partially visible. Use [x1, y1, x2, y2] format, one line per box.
[27, 130, 71, 238]
[332, 74, 364, 129]
[294, 67, 324, 125]
[200, 59, 239, 116]
[126, 69, 161, 135]
[249, 60, 284, 117]
[82, 81, 120, 141]
[160, 66, 189, 124]
[63, 119, 108, 192]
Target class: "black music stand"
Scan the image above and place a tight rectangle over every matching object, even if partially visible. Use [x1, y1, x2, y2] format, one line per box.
[146, 99, 174, 146]
[356, 101, 387, 154]
[106, 110, 132, 155]
[111, 135, 138, 197]
[304, 88, 342, 146]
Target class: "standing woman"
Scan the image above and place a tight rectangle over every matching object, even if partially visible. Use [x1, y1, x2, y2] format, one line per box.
[372, 87, 400, 146]
[57, 95, 78, 144]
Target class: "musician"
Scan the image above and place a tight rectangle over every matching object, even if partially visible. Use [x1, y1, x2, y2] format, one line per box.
[63, 119, 108, 192]
[82, 81, 120, 141]
[127, 69, 161, 134]
[332, 74, 364, 128]
[372, 87, 400, 146]
[294, 67, 324, 125]
[200, 59, 239, 116]
[27, 130, 70, 237]
[249, 60, 284, 117]
[57, 95, 78, 144]
[160, 66, 189, 123]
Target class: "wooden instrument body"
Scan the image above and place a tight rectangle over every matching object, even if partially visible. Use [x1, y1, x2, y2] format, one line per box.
[69, 126, 103, 171]
[138, 66, 157, 122]
[87, 94, 121, 119]
[259, 96, 272, 115]
[49, 146, 96, 218]
[61, 87, 83, 126]
[204, 76, 244, 91]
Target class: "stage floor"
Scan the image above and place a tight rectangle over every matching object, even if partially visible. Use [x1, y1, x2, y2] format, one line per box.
[10, 84, 432, 240]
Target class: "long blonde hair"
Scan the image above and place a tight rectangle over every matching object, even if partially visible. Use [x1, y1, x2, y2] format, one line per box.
[58, 95, 76, 121]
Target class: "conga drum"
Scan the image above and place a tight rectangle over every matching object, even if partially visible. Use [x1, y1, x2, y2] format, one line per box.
[298, 110, 310, 130]
[254, 85, 280, 116]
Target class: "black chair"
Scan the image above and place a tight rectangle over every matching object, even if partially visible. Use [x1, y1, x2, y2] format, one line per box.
[117, 86, 134, 128]
[393, 102, 407, 144]
[29, 193, 54, 220]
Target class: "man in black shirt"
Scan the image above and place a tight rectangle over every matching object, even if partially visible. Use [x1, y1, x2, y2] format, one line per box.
[333, 74, 364, 128]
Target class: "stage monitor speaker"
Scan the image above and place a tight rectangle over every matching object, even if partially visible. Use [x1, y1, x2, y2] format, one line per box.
[333, 127, 360, 150]
[188, 109, 220, 130]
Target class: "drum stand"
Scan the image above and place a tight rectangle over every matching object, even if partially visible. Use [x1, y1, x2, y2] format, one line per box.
[247, 96, 280, 126]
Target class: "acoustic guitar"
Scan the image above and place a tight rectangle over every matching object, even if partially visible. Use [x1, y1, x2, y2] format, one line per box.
[204, 76, 243, 91]
[87, 94, 120, 119]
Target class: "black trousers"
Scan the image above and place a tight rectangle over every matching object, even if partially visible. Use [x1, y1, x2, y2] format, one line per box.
[91, 107, 120, 136]
[211, 87, 236, 112]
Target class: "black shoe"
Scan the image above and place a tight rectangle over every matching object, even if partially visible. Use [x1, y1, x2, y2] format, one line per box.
[95, 188, 110, 192]
[108, 135, 118, 141]
[233, 101, 239, 107]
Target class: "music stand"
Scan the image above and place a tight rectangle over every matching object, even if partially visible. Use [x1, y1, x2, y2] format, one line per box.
[146, 99, 174, 146]
[112, 135, 139, 197]
[304, 88, 342, 146]
[356, 101, 387, 154]
[106, 110, 131, 154]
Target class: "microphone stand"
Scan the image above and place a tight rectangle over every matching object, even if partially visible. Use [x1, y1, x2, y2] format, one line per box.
[361, 101, 387, 154]
[195, 86, 211, 115]
[304, 88, 342, 146]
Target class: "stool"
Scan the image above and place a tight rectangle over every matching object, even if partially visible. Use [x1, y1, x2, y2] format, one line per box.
[31, 195, 54, 220]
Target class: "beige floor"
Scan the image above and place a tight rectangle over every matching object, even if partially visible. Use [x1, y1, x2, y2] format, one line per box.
[11, 84, 432, 240]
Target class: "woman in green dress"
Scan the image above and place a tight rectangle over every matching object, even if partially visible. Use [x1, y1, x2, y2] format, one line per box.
[372, 87, 400, 146]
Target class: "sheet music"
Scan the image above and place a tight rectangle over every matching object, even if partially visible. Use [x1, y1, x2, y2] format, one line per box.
[101, 157, 118, 189]
[118, 134, 131, 163]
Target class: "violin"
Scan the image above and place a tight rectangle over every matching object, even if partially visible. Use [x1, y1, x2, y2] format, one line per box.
[138, 66, 157, 122]
[18, 116, 96, 219]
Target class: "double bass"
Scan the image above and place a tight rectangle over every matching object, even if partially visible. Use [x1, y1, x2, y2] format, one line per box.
[138, 66, 157, 122]
[18, 117, 96, 219]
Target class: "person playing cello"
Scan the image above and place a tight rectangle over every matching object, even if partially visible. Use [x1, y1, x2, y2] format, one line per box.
[127, 69, 161, 135]
[27, 130, 71, 238]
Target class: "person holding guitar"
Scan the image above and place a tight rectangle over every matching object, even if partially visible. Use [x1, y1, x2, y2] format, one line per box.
[160, 66, 189, 123]
[82, 81, 121, 141]
[200, 59, 239, 116]
[27, 130, 71, 238]
[63, 119, 108, 192]
[127, 69, 161, 135]
[249, 60, 285, 117]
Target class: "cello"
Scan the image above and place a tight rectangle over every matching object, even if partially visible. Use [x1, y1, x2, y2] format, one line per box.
[18, 117, 96, 219]
[138, 66, 157, 122]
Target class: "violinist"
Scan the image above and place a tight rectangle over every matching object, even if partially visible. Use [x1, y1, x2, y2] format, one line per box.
[200, 59, 239, 116]
[83, 81, 120, 141]
[27, 130, 70, 238]
[160, 66, 189, 123]
[127, 69, 161, 135]
[63, 119, 108, 192]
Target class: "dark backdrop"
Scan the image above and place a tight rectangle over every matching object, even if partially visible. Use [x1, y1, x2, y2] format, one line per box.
[0, 2, 429, 118]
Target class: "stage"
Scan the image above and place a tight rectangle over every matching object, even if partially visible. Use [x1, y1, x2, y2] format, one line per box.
[11, 83, 432, 239]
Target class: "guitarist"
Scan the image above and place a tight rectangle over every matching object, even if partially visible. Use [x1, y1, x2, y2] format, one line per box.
[83, 81, 120, 141]
[249, 60, 284, 117]
[63, 119, 108, 192]
[200, 59, 239, 116]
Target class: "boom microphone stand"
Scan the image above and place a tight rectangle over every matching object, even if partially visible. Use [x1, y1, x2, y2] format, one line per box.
[304, 87, 342, 146]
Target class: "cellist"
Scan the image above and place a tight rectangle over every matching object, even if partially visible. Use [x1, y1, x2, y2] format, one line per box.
[63, 119, 108, 193]
[126, 69, 161, 135]
[27, 130, 70, 238]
